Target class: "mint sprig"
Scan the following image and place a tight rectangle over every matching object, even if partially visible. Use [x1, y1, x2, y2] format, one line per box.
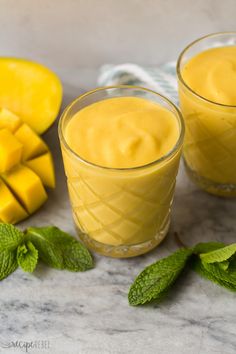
[128, 241, 236, 306]
[17, 241, 38, 273]
[0, 249, 18, 280]
[0, 224, 24, 251]
[192, 258, 236, 291]
[0, 223, 93, 280]
[129, 248, 192, 305]
[200, 243, 236, 264]
[0, 224, 23, 280]
[26, 226, 93, 271]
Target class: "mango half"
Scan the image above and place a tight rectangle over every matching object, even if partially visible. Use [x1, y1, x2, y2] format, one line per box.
[0, 57, 62, 134]
[0, 108, 55, 224]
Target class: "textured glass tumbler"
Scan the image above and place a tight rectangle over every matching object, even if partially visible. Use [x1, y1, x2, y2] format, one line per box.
[177, 32, 236, 197]
[59, 86, 184, 258]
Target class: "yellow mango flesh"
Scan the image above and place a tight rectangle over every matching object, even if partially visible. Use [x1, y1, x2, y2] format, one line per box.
[15, 123, 48, 160]
[0, 57, 62, 134]
[0, 178, 28, 223]
[0, 109, 55, 223]
[0, 108, 22, 132]
[25, 152, 55, 188]
[0, 129, 23, 173]
[2, 165, 47, 214]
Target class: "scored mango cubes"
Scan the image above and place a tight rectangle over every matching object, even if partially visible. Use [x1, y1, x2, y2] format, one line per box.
[0, 178, 28, 224]
[15, 123, 48, 160]
[0, 108, 55, 224]
[25, 152, 55, 188]
[2, 165, 47, 214]
[0, 108, 22, 132]
[0, 129, 23, 173]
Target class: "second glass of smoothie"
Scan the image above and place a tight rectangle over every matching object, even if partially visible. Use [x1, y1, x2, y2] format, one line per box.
[177, 32, 236, 197]
[59, 86, 184, 257]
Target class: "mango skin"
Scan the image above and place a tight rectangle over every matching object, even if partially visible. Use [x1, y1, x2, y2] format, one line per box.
[0, 108, 55, 224]
[0, 57, 62, 134]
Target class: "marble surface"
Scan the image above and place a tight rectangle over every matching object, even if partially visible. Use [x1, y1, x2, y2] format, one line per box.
[0, 76, 236, 354]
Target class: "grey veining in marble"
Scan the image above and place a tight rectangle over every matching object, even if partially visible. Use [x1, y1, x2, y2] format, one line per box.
[0, 73, 235, 354]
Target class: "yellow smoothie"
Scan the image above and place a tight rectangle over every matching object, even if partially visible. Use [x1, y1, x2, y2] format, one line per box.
[179, 46, 236, 196]
[60, 91, 183, 257]
[65, 97, 179, 168]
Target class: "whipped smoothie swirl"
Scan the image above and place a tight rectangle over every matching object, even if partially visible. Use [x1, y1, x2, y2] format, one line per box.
[182, 46, 236, 105]
[65, 97, 179, 168]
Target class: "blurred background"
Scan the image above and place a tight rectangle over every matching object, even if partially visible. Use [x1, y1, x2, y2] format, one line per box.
[2, 0, 235, 90]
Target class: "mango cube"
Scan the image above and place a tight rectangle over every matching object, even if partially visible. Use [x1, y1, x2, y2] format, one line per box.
[14, 123, 48, 160]
[25, 152, 55, 188]
[0, 178, 28, 224]
[0, 129, 23, 173]
[0, 108, 22, 132]
[0, 108, 55, 224]
[2, 165, 47, 214]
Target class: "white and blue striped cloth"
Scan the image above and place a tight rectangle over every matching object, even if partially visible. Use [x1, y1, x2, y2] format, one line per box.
[98, 62, 178, 104]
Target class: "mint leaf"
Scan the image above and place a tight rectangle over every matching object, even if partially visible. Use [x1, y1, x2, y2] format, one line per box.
[26, 227, 64, 269]
[228, 257, 236, 272]
[192, 258, 236, 292]
[200, 243, 236, 264]
[218, 261, 230, 271]
[0, 223, 22, 280]
[193, 242, 225, 255]
[202, 261, 236, 286]
[37, 227, 93, 271]
[0, 249, 18, 280]
[26, 226, 93, 271]
[63, 238, 93, 271]
[0, 223, 24, 251]
[17, 241, 38, 273]
[128, 248, 192, 306]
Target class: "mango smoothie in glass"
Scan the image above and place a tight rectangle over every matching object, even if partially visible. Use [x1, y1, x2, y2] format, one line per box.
[177, 32, 236, 197]
[59, 86, 184, 257]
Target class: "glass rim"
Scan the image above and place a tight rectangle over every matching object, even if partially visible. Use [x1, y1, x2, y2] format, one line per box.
[176, 31, 236, 108]
[58, 85, 185, 172]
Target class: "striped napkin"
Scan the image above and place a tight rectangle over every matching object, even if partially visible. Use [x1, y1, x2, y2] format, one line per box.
[98, 62, 178, 104]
